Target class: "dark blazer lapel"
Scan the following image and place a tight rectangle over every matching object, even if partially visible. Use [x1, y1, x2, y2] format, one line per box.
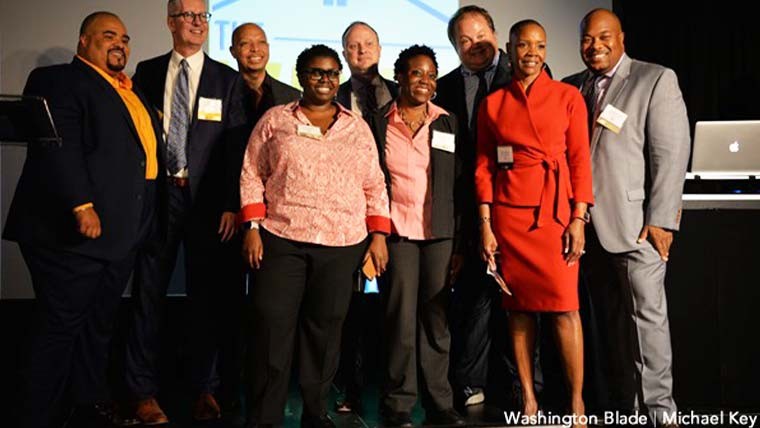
[191, 55, 215, 129]
[267, 73, 301, 105]
[491, 50, 512, 91]
[591, 56, 631, 151]
[449, 72, 468, 130]
[383, 77, 399, 100]
[152, 53, 171, 113]
[336, 81, 351, 109]
[73, 57, 142, 145]
[134, 86, 164, 154]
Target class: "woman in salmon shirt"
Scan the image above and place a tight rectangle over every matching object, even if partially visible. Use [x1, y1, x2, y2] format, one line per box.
[474, 20, 593, 424]
[367, 45, 465, 428]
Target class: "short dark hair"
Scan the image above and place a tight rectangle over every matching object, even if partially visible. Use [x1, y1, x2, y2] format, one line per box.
[580, 8, 622, 34]
[341, 21, 379, 48]
[79, 11, 119, 36]
[394, 45, 438, 77]
[509, 19, 545, 41]
[295, 44, 343, 75]
[447, 5, 496, 46]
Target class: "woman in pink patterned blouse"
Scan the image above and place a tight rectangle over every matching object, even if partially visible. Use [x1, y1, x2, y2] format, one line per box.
[238, 45, 390, 428]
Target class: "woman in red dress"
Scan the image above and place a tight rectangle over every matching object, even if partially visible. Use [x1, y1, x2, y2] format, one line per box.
[474, 20, 593, 423]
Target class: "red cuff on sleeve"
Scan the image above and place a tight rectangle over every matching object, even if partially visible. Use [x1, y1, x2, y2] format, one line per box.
[366, 215, 391, 234]
[239, 203, 266, 224]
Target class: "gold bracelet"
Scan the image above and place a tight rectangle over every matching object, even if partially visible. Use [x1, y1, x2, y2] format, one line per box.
[72, 203, 93, 213]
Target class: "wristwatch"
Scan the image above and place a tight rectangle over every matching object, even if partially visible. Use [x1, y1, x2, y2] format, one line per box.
[572, 211, 591, 224]
[241, 220, 260, 230]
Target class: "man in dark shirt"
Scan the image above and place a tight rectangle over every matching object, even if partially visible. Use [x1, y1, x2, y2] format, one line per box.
[435, 5, 513, 410]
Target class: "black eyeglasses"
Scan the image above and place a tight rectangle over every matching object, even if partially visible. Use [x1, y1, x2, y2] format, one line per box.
[302, 68, 341, 81]
[170, 11, 212, 23]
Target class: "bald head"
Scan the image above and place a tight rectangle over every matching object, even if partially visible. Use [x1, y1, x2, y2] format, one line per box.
[79, 11, 120, 36]
[229, 23, 269, 75]
[581, 8, 622, 34]
[77, 12, 130, 77]
[232, 22, 263, 46]
[580, 8, 625, 74]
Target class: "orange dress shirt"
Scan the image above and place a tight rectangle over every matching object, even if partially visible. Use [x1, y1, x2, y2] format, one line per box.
[77, 55, 158, 180]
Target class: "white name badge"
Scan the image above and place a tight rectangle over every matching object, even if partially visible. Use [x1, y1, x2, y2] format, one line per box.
[497, 145, 514, 164]
[431, 130, 456, 153]
[597, 104, 628, 134]
[197, 97, 222, 121]
[297, 124, 322, 139]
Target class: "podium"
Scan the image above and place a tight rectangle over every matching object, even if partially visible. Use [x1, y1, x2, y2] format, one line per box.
[0, 94, 60, 146]
[667, 173, 760, 410]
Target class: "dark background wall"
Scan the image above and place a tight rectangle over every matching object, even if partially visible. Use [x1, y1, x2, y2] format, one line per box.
[613, 0, 760, 127]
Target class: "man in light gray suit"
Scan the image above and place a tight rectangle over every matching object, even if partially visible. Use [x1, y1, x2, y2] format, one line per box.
[563, 9, 689, 428]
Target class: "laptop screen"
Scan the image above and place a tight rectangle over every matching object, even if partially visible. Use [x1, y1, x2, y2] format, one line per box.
[691, 120, 760, 175]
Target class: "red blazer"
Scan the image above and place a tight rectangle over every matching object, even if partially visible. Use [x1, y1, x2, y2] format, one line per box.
[475, 70, 593, 226]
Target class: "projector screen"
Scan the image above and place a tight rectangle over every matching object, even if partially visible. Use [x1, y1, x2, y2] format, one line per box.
[207, 0, 460, 86]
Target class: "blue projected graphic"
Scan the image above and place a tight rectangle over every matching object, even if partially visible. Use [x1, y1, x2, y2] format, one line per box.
[208, 0, 459, 88]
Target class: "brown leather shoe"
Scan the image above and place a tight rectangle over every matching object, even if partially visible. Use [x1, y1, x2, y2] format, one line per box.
[135, 397, 169, 426]
[192, 392, 221, 421]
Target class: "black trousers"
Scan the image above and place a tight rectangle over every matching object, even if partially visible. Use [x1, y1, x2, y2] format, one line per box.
[20, 182, 155, 428]
[449, 256, 494, 391]
[126, 184, 245, 400]
[335, 291, 382, 404]
[449, 253, 536, 408]
[382, 237, 454, 413]
[247, 229, 365, 424]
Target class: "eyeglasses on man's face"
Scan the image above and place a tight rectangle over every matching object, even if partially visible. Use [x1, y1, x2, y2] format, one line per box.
[170, 11, 212, 23]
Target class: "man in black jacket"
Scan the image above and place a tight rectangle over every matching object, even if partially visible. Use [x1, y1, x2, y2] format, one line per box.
[435, 5, 513, 410]
[226, 22, 300, 187]
[123, 0, 243, 424]
[3, 12, 161, 428]
[331, 20, 398, 415]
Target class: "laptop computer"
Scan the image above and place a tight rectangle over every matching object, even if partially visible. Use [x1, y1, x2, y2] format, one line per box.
[691, 120, 760, 175]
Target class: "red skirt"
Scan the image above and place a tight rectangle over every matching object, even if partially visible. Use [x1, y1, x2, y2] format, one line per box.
[492, 203, 579, 312]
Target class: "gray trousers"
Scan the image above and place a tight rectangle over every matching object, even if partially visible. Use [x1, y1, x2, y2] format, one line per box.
[382, 237, 454, 414]
[585, 227, 677, 425]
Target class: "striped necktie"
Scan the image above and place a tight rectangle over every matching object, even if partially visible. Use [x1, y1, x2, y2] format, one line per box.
[583, 73, 604, 133]
[167, 59, 190, 174]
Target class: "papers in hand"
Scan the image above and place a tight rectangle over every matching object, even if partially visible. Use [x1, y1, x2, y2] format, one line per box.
[362, 257, 377, 280]
[486, 257, 512, 296]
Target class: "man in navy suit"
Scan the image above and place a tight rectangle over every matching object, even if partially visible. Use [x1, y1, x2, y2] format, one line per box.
[123, 0, 243, 424]
[3, 12, 161, 428]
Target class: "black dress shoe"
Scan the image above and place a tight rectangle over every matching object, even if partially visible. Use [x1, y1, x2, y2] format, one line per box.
[382, 411, 414, 428]
[64, 404, 115, 428]
[300, 413, 336, 428]
[424, 408, 466, 426]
